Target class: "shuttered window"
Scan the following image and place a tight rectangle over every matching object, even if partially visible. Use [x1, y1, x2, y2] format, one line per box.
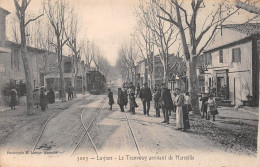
[232, 48, 241, 62]
[219, 50, 223, 63]
[11, 49, 19, 69]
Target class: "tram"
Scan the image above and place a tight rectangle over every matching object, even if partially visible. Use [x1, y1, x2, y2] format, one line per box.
[86, 71, 106, 94]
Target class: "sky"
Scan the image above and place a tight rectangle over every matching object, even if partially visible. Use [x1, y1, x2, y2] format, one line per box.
[0, 0, 259, 66]
[0, 0, 138, 66]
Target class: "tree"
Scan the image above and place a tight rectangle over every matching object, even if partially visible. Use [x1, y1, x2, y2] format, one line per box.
[65, 9, 81, 97]
[14, 0, 43, 115]
[155, 0, 242, 113]
[44, 0, 70, 102]
[136, 0, 179, 85]
[116, 42, 138, 84]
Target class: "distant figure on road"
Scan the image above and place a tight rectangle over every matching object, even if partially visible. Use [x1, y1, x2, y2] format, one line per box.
[153, 85, 161, 117]
[139, 82, 152, 116]
[117, 88, 125, 112]
[136, 82, 140, 98]
[200, 93, 208, 119]
[123, 86, 128, 109]
[9, 88, 17, 110]
[129, 85, 137, 115]
[40, 87, 47, 111]
[68, 85, 73, 100]
[108, 88, 114, 110]
[160, 83, 173, 124]
[47, 88, 55, 104]
[33, 87, 40, 108]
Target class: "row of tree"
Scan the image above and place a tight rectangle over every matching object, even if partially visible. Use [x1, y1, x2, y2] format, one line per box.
[12, 0, 111, 115]
[116, 0, 259, 114]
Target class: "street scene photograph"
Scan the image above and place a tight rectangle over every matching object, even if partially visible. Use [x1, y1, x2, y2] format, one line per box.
[0, 0, 259, 166]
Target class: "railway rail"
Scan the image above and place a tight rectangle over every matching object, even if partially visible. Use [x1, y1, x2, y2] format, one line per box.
[32, 94, 90, 152]
[70, 96, 107, 156]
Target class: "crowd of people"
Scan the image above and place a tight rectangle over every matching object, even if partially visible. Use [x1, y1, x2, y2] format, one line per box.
[108, 82, 218, 132]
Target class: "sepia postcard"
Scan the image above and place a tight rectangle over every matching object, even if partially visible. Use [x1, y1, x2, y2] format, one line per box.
[0, 0, 259, 166]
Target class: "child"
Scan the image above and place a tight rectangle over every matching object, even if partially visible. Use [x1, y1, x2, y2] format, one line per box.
[206, 94, 218, 121]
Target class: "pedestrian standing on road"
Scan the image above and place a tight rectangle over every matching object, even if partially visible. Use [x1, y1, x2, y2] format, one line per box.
[184, 92, 192, 113]
[40, 87, 47, 111]
[171, 92, 177, 113]
[108, 88, 114, 110]
[33, 87, 40, 108]
[47, 88, 55, 104]
[9, 88, 17, 110]
[129, 85, 137, 115]
[175, 88, 186, 130]
[139, 82, 152, 116]
[206, 94, 218, 121]
[136, 82, 140, 98]
[153, 86, 161, 117]
[160, 83, 174, 124]
[68, 85, 72, 101]
[200, 93, 208, 119]
[117, 88, 125, 112]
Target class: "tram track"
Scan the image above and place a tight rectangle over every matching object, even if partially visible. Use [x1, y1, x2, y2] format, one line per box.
[70, 96, 107, 156]
[32, 94, 91, 152]
[124, 112, 141, 156]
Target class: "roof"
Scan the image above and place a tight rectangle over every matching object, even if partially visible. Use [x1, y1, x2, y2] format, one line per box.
[6, 41, 56, 55]
[222, 23, 260, 35]
[0, 7, 10, 15]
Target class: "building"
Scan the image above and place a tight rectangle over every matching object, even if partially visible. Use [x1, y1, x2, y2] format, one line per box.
[199, 23, 259, 107]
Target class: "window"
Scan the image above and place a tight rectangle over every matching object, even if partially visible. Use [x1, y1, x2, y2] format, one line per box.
[232, 48, 241, 62]
[11, 49, 19, 69]
[219, 50, 223, 63]
[205, 53, 212, 65]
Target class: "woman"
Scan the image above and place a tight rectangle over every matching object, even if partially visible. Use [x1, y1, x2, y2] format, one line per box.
[184, 92, 192, 112]
[117, 88, 125, 112]
[108, 88, 114, 110]
[33, 87, 40, 108]
[40, 88, 47, 111]
[10, 89, 17, 110]
[175, 88, 190, 131]
[206, 94, 218, 121]
[47, 88, 55, 104]
[129, 85, 137, 115]
[153, 87, 161, 117]
[171, 92, 177, 113]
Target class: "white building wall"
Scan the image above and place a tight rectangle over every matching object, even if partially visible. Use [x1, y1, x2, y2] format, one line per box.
[205, 41, 252, 105]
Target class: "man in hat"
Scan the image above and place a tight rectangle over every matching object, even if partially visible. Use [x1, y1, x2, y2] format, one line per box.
[160, 83, 173, 124]
[139, 82, 152, 116]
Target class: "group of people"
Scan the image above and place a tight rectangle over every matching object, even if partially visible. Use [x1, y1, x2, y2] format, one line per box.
[107, 82, 195, 131]
[33, 87, 55, 111]
[200, 93, 218, 121]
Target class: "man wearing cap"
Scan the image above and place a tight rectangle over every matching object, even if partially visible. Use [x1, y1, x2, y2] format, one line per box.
[139, 82, 152, 116]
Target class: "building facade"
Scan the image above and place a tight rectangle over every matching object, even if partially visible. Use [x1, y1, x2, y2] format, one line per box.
[199, 23, 259, 106]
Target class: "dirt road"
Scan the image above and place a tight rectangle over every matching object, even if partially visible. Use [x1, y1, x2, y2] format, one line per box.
[0, 80, 258, 167]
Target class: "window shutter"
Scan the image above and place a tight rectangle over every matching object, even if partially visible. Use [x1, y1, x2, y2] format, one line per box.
[232, 49, 234, 62]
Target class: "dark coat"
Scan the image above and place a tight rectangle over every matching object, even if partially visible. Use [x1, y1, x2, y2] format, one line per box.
[47, 90, 55, 104]
[117, 90, 126, 105]
[160, 88, 174, 109]
[139, 87, 152, 101]
[200, 96, 208, 113]
[108, 91, 114, 105]
[9, 90, 17, 107]
[40, 92, 47, 107]
[123, 90, 128, 104]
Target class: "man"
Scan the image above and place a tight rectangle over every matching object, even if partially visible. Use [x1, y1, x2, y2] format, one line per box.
[139, 82, 152, 116]
[160, 83, 173, 124]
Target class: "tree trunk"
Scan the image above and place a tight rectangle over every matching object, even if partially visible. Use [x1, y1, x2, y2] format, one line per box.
[187, 55, 200, 114]
[57, 39, 65, 102]
[74, 65, 78, 98]
[20, 10, 34, 115]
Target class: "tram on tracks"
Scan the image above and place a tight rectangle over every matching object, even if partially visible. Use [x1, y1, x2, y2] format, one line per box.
[86, 71, 106, 94]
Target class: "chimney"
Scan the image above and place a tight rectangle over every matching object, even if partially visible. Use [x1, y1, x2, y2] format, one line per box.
[0, 7, 10, 47]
